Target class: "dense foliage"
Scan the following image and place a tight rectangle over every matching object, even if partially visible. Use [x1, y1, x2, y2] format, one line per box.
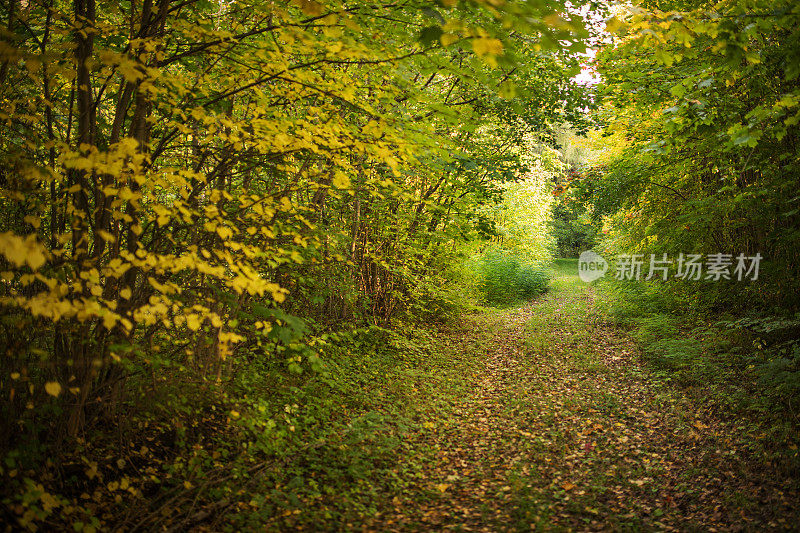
[0, 0, 591, 528]
[578, 0, 800, 434]
[3, 0, 797, 527]
[474, 249, 549, 305]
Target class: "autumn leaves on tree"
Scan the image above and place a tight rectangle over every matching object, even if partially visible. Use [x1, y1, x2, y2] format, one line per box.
[0, 1, 585, 444]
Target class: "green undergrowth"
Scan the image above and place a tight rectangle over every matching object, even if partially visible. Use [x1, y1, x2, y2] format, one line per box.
[464, 249, 550, 307]
[228, 321, 483, 530]
[1, 316, 485, 531]
[594, 274, 800, 467]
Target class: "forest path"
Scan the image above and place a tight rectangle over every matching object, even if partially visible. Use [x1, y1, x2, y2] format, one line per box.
[369, 260, 798, 531]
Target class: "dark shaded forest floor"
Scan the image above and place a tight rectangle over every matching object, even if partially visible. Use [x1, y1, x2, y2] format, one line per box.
[351, 263, 799, 531]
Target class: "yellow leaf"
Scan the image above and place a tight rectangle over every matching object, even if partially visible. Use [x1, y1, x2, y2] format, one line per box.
[23, 215, 41, 229]
[332, 171, 350, 189]
[40, 491, 60, 512]
[0, 232, 48, 270]
[120, 288, 132, 299]
[102, 313, 118, 330]
[499, 80, 516, 99]
[605, 16, 624, 34]
[435, 483, 449, 492]
[544, 13, 571, 29]
[97, 230, 116, 243]
[45, 381, 62, 397]
[472, 37, 503, 57]
[216, 226, 233, 240]
[440, 33, 459, 46]
[186, 314, 202, 331]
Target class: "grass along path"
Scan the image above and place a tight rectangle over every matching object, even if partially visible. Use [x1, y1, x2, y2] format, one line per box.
[367, 259, 799, 531]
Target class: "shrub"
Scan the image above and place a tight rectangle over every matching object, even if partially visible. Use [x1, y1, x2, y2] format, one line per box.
[515, 266, 549, 299]
[477, 250, 549, 305]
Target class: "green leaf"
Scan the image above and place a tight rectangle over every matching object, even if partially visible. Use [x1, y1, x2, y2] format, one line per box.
[419, 25, 444, 47]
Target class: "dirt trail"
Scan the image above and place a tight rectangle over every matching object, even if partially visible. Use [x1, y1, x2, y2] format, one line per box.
[373, 274, 799, 531]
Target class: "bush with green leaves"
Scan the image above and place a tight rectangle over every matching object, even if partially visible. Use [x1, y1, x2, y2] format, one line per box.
[475, 250, 549, 305]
